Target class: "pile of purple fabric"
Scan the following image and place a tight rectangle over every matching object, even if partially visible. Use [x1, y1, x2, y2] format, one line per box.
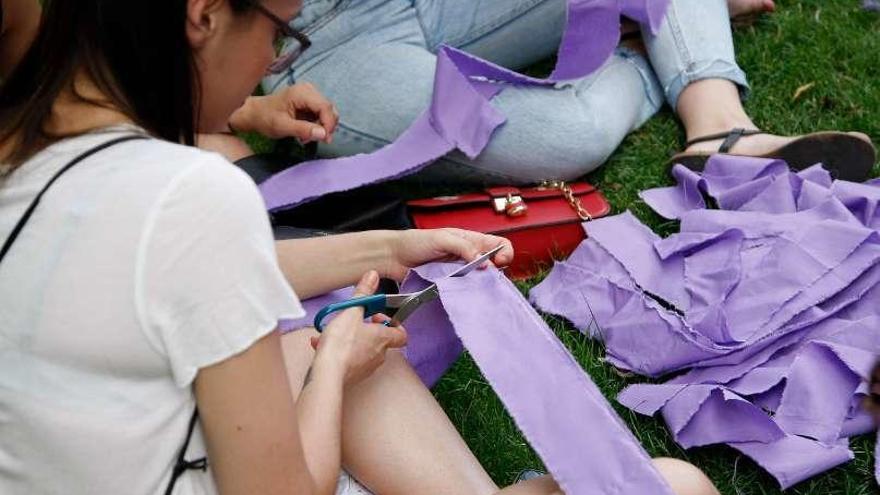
[531, 156, 880, 489]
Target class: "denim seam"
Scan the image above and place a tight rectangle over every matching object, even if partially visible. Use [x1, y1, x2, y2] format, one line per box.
[419, 0, 550, 52]
[616, 49, 664, 114]
[272, 0, 355, 92]
[299, 0, 353, 35]
[663, 1, 694, 106]
[667, 1, 693, 77]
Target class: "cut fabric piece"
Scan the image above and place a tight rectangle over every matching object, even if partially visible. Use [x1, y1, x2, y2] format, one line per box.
[532, 155, 880, 488]
[285, 264, 676, 494]
[259, 0, 670, 212]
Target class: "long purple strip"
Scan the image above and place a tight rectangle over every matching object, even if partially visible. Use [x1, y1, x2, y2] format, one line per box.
[413, 264, 675, 494]
[531, 156, 880, 488]
[259, 0, 670, 211]
[431, 265, 674, 494]
[281, 264, 676, 493]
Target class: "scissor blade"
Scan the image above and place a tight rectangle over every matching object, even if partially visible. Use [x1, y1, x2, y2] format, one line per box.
[448, 244, 505, 278]
[389, 285, 440, 325]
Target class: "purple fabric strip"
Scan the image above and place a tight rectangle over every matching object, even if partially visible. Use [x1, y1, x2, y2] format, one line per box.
[410, 264, 675, 494]
[532, 155, 880, 488]
[259, 0, 670, 211]
[265, 1, 680, 486]
[284, 264, 675, 493]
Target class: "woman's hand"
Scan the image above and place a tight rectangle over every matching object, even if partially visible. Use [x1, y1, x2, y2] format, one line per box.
[312, 270, 408, 387]
[383, 229, 514, 282]
[228, 83, 339, 143]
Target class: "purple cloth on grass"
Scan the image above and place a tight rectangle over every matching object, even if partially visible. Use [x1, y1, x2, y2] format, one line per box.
[531, 155, 880, 489]
[259, 0, 670, 212]
[263, 2, 679, 490]
[284, 264, 675, 494]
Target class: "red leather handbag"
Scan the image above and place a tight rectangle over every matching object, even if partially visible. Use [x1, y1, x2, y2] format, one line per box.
[408, 181, 611, 279]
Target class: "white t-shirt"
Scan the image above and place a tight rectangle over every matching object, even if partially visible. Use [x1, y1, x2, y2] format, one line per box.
[0, 127, 305, 494]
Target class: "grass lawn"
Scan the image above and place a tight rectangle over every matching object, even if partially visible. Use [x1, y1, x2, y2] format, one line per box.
[434, 2, 880, 493]
[253, 1, 880, 493]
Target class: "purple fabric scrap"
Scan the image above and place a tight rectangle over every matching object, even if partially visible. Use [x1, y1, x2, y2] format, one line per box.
[531, 155, 880, 489]
[259, 0, 670, 212]
[284, 264, 675, 494]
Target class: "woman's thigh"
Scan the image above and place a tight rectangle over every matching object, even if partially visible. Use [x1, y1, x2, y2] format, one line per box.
[280, 330, 498, 495]
[413, 0, 567, 70]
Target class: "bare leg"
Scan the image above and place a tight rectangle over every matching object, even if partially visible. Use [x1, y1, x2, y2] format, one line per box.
[727, 0, 775, 17]
[677, 79, 871, 154]
[282, 329, 501, 495]
[654, 458, 720, 495]
[283, 331, 719, 495]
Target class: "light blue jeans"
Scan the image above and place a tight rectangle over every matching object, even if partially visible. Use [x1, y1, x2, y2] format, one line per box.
[264, 0, 750, 186]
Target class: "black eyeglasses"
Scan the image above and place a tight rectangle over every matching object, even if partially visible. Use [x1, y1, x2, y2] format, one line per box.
[250, 1, 312, 74]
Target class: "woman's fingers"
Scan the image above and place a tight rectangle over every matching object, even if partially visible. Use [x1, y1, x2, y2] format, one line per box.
[431, 230, 482, 265]
[369, 315, 408, 349]
[379, 324, 408, 349]
[286, 83, 338, 143]
[445, 229, 515, 267]
[272, 116, 328, 142]
[352, 270, 380, 297]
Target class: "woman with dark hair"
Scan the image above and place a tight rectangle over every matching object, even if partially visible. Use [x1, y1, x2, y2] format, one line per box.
[0, 1, 720, 494]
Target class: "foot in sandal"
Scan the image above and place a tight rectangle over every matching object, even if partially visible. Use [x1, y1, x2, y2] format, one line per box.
[671, 128, 876, 182]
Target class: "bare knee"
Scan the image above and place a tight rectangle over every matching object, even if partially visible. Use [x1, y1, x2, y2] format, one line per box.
[652, 458, 719, 495]
[196, 133, 255, 162]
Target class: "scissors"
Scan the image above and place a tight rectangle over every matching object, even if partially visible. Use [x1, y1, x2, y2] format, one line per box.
[314, 244, 505, 332]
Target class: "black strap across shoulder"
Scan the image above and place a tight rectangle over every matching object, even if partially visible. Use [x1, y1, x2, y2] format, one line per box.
[0, 134, 147, 263]
[0, 134, 206, 493]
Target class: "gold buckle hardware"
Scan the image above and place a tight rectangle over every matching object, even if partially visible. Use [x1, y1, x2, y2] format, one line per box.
[493, 194, 528, 217]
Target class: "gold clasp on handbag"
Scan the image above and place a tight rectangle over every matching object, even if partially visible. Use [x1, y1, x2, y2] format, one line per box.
[493, 193, 528, 217]
[539, 180, 592, 221]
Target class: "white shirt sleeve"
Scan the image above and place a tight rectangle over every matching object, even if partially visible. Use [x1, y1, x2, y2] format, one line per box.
[136, 155, 305, 387]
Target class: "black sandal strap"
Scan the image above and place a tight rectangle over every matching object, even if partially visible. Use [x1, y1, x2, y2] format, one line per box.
[685, 128, 764, 153]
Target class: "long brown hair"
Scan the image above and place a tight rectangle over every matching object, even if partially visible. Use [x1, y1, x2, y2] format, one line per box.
[0, 0, 253, 172]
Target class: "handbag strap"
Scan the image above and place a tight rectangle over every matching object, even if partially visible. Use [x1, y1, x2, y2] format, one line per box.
[0, 134, 148, 264]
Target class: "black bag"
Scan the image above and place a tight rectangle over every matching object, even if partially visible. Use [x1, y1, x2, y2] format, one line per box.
[234, 149, 412, 239]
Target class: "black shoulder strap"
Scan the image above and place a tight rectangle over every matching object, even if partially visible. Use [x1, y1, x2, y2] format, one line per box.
[0, 135, 147, 264]
[0, 133, 208, 493]
[165, 409, 207, 495]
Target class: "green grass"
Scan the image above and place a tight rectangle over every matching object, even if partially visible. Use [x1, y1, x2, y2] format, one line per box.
[446, 0, 880, 495]
[435, 2, 880, 493]
[251, 1, 880, 492]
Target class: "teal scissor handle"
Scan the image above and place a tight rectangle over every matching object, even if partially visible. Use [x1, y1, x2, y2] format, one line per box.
[314, 294, 389, 332]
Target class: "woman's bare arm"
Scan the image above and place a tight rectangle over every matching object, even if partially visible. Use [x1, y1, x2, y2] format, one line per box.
[195, 331, 316, 495]
[275, 231, 396, 299]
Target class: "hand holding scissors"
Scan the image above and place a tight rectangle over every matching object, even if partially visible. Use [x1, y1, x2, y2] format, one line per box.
[314, 244, 505, 332]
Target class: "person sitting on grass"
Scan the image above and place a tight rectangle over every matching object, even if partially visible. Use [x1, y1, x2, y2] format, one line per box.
[204, 0, 874, 185]
[0, 1, 722, 494]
